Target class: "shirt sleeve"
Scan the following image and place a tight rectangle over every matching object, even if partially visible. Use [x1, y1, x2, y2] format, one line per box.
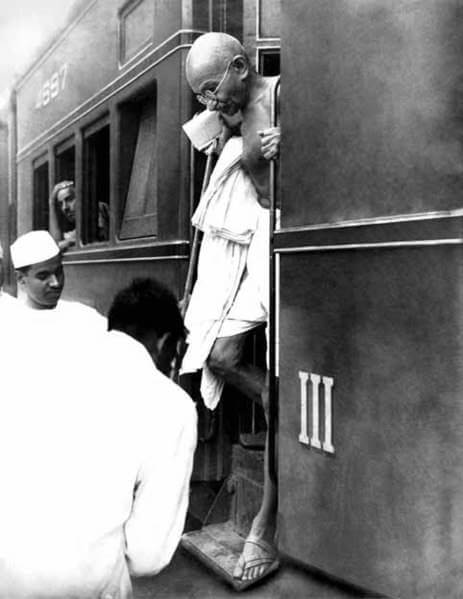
[124, 385, 197, 577]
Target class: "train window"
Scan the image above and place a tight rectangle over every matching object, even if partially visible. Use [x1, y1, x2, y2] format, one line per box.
[257, 0, 280, 39]
[119, 0, 154, 64]
[211, 0, 243, 40]
[33, 156, 49, 229]
[55, 137, 75, 182]
[82, 120, 110, 245]
[119, 94, 157, 240]
[257, 49, 280, 76]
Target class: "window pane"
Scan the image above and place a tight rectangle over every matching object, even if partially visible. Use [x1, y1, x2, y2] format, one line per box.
[258, 50, 280, 76]
[258, 0, 280, 39]
[83, 125, 110, 244]
[120, 98, 157, 239]
[33, 161, 49, 229]
[120, 0, 154, 63]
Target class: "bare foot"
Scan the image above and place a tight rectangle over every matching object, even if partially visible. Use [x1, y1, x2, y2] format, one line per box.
[233, 535, 279, 585]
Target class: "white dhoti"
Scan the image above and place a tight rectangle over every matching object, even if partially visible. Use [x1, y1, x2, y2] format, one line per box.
[181, 137, 269, 410]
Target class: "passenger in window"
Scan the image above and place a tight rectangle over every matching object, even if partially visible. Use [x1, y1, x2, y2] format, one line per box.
[0, 275, 196, 599]
[49, 180, 110, 249]
[181, 32, 280, 588]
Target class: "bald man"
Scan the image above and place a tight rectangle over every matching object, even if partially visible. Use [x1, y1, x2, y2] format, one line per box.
[182, 32, 280, 587]
[186, 32, 279, 204]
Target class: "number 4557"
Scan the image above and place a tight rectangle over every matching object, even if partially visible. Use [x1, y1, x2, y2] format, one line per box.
[35, 64, 68, 109]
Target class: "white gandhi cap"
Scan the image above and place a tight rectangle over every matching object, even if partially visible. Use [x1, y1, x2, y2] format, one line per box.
[10, 231, 60, 269]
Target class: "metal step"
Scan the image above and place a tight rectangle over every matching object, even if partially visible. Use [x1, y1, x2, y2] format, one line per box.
[182, 445, 267, 590]
[181, 521, 250, 591]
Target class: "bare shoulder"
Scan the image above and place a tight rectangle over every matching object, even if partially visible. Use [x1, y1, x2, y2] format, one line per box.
[243, 75, 279, 126]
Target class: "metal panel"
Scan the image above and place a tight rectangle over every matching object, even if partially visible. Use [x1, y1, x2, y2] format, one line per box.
[277, 1, 463, 596]
[278, 242, 463, 598]
[281, 0, 463, 228]
[62, 255, 188, 314]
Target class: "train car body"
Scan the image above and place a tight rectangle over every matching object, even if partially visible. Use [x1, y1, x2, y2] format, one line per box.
[7, 0, 463, 597]
[277, 1, 463, 597]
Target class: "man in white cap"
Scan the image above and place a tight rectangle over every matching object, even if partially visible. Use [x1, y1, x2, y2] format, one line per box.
[10, 230, 105, 330]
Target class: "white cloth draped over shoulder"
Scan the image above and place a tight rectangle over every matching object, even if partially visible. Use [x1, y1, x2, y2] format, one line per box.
[181, 137, 269, 410]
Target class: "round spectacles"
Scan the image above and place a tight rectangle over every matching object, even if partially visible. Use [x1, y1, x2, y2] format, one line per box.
[196, 59, 234, 110]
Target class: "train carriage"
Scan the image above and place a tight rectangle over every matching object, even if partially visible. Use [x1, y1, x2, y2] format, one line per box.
[7, 0, 280, 313]
[5, 0, 463, 597]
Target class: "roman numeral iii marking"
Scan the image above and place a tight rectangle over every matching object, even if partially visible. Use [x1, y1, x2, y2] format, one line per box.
[298, 371, 335, 454]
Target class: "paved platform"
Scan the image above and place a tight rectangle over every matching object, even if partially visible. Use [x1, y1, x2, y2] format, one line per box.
[133, 548, 383, 599]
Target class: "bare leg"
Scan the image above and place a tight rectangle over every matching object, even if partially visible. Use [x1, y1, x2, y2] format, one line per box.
[207, 332, 265, 404]
[208, 334, 278, 583]
[233, 374, 279, 582]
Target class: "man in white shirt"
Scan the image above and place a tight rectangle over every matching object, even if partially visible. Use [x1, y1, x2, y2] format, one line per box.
[0, 277, 197, 599]
[9, 230, 106, 334]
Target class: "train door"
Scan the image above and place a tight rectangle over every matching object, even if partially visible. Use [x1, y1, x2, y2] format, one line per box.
[181, 0, 281, 588]
[277, 2, 463, 597]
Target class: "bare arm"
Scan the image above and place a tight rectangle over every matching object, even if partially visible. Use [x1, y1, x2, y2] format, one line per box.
[258, 79, 280, 160]
[49, 183, 64, 242]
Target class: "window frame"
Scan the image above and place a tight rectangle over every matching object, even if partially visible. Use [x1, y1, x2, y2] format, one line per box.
[32, 153, 50, 230]
[117, 86, 158, 241]
[118, 0, 154, 67]
[256, 46, 280, 76]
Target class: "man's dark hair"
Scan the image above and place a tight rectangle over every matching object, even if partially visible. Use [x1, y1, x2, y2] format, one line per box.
[108, 277, 186, 342]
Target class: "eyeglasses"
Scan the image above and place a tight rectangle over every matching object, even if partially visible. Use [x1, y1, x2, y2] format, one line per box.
[196, 59, 234, 110]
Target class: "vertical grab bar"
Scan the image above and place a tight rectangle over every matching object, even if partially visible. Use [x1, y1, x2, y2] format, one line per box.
[268, 78, 280, 485]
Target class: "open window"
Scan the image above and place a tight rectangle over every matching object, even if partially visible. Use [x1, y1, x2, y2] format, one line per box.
[257, 48, 280, 76]
[82, 118, 110, 244]
[33, 154, 49, 229]
[119, 91, 158, 239]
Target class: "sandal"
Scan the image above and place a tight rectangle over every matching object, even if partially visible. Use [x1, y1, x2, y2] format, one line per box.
[233, 535, 280, 590]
